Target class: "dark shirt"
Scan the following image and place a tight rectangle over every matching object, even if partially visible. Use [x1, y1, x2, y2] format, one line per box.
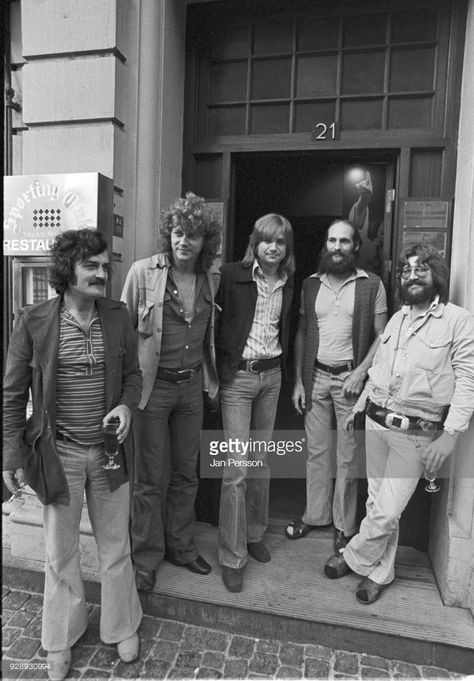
[159, 272, 212, 369]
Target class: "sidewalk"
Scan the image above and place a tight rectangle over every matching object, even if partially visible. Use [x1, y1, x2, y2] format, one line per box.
[2, 580, 466, 681]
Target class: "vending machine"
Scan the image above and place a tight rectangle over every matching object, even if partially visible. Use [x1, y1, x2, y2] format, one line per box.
[3, 172, 114, 341]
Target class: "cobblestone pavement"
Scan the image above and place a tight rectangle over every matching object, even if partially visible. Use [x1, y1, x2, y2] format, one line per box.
[2, 584, 468, 681]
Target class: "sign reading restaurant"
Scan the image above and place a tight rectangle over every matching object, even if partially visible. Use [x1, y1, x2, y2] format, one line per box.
[3, 173, 104, 256]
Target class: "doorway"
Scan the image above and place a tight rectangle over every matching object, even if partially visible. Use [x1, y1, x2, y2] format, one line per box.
[228, 150, 431, 549]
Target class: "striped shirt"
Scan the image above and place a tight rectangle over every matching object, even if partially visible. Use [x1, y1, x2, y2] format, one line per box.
[242, 260, 287, 360]
[55, 306, 106, 444]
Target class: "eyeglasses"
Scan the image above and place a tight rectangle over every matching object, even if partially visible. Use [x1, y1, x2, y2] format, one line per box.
[400, 264, 431, 279]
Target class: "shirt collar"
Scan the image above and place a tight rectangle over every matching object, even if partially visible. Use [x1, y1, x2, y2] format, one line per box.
[252, 258, 287, 285]
[401, 295, 443, 318]
[314, 267, 369, 284]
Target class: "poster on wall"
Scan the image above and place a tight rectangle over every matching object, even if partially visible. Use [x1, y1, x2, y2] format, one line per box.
[207, 200, 224, 271]
[402, 200, 449, 257]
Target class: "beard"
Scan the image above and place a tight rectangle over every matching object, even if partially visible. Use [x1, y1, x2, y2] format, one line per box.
[318, 249, 357, 276]
[401, 279, 436, 305]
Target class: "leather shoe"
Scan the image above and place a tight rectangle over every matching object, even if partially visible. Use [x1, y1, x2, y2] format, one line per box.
[222, 565, 243, 592]
[166, 554, 211, 575]
[334, 529, 355, 554]
[117, 633, 139, 662]
[47, 649, 71, 681]
[247, 541, 271, 563]
[324, 553, 352, 579]
[356, 577, 386, 605]
[135, 569, 156, 592]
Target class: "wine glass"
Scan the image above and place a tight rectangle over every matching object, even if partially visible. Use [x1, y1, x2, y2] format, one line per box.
[103, 418, 121, 470]
[423, 468, 440, 493]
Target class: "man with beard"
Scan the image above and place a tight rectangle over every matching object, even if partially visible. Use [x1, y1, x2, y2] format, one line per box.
[286, 219, 387, 554]
[324, 243, 474, 604]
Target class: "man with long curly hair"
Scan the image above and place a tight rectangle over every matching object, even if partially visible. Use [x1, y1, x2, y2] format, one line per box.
[121, 192, 222, 592]
[3, 229, 142, 680]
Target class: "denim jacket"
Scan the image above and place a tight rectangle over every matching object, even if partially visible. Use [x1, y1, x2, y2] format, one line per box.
[121, 253, 219, 409]
[366, 300, 474, 432]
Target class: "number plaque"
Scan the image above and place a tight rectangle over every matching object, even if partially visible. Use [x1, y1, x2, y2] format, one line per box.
[311, 121, 339, 141]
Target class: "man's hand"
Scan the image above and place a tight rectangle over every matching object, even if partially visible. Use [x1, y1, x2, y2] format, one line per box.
[3, 468, 25, 497]
[292, 380, 306, 415]
[103, 405, 132, 444]
[342, 368, 366, 399]
[421, 431, 458, 474]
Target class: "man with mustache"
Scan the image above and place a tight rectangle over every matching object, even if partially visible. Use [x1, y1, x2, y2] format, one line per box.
[324, 243, 474, 604]
[287, 219, 387, 555]
[3, 229, 142, 679]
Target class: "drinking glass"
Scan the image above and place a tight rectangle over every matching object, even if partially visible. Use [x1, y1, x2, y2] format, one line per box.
[103, 418, 121, 470]
[423, 468, 440, 493]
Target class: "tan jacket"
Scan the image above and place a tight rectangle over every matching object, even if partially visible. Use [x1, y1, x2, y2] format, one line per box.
[121, 252, 219, 409]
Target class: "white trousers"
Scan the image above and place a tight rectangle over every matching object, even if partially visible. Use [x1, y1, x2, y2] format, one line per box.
[343, 416, 433, 585]
[42, 440, 142, 651]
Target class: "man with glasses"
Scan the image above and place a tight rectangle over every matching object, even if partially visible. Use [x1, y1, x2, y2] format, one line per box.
[324, 243, 474, 605]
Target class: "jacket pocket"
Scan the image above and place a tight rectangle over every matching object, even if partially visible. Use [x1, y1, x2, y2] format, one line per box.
[415, 337, 452, 372]
[138, 300, 155, 338]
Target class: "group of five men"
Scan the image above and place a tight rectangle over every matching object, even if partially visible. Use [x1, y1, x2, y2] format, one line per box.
[4, 192, 474, 681]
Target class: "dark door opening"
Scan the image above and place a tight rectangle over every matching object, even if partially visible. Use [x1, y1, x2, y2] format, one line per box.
[226, 150, 430, 550]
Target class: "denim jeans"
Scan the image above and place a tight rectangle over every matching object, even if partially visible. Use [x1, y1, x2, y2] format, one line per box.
[42, 440, 142, 651]
[303, 367, 359, 537]
[131, 370, 203, 570]
[343, 416, 433, 585]
[218, 367, 281, 568]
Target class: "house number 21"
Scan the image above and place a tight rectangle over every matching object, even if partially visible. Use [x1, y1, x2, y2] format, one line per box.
[311, 121, 339, 141]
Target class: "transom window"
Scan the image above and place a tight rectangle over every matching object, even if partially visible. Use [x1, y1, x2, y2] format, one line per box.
[197, 7, 440, 137]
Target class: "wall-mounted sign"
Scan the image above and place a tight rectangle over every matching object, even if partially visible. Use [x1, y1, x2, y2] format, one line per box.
[311, 121, 340, 141]
[207, 200, 224, 271]
[403, 200, 449, 231]
[3, 173, 113, 256]
[402, 230, 447, 257]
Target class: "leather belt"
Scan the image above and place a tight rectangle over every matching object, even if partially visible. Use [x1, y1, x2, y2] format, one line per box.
[156, 365, 201, 383]
[366, 399, 442, 433]
[238, 356, 281, 373]
[315, 360, 353, 375]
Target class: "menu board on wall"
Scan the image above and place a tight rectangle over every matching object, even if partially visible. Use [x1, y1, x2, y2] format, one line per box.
[402, 200, 449, 257]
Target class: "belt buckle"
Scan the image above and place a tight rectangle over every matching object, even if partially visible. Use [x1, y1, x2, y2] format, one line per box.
[248, 360, 260, 373]
[385, 412, 410, 430]
[176, 368, 193, 382]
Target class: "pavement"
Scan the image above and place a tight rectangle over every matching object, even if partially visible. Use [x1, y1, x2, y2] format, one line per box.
[2, 579, 469, 681]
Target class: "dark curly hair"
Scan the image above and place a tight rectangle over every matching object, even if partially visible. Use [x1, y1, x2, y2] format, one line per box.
[49, 229, 109, 294]
[396, 242, 449, 304]
[158, 192, 222, 273]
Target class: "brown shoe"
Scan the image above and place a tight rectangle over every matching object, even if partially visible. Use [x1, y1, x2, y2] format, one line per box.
[222, 565, 243, 592]
[356, 577, 386, 604]
[247, 541, 271, 562]
[324, 553, 352, 579]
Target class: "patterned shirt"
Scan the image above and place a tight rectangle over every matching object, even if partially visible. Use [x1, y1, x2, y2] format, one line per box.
[55, 306, 106, 444]
[242, 260, 287, 360]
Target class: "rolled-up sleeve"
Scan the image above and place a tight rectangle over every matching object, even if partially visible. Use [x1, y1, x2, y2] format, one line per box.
[444, 310, 474, 432]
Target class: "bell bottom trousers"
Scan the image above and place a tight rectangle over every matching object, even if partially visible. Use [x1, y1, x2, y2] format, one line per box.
[343, 416, 433, 585]
[42, 440, 142, 651]
[218, 367, 281, 568]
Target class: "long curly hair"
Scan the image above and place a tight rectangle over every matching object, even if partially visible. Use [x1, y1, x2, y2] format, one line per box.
[242, 214, 295, 276]
[49, 229, 109, 294]
[158, 192, 222, 273]
[396, 242, 449, 304]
